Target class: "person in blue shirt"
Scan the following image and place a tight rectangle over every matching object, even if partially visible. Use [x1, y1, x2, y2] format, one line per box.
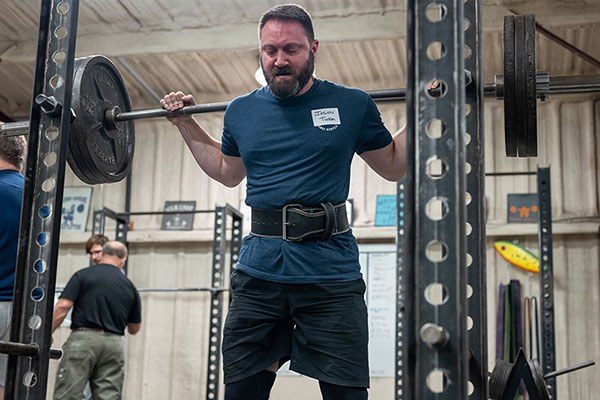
[161, 4, 406, 400]
[0, 134, 26, 400]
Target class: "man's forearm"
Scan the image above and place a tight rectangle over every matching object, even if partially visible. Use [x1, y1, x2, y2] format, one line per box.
[176, 119, 233, 185]
[392, 127, 407, 179]
[51, 309, 68, 333]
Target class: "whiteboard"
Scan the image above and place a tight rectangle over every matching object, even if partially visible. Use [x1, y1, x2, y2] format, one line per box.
[360, 244, 397, 377]
[278, 244, 398, 378]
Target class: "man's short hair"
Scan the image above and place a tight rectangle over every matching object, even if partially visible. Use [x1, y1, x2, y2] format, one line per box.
[85, 234, 109, 254]
[102, 241, 128, 260]
[0, 134, 27, 171]
[259, 4, 314, 42]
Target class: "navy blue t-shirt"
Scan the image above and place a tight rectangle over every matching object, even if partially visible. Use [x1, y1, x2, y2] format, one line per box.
[221, 79, 392, 283]
[0, 170, 24, 300]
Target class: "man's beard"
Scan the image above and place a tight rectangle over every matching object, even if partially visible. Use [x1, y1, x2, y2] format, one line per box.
[261, 52, 315, 99]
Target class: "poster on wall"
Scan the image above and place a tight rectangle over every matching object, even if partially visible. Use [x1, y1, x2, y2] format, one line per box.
[61, 186, 92, 232]
[375, 194, 396, 226]
[507, 193, 539, 223]
[161, 201, 196, 230]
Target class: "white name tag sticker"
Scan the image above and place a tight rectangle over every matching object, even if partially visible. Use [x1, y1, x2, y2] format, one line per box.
[311, 108, 341, 127]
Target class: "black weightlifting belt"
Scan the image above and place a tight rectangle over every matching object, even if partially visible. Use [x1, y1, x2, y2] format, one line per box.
[251, 203, 350, 242]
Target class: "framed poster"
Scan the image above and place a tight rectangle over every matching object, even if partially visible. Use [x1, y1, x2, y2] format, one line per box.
[61, 186, 92, 232]
[375, 194, 396, 226]
[507, 194, 539, 223]
[161, 201, 196, 230]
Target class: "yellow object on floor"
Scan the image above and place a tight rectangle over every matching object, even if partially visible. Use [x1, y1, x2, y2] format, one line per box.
[493, 241, 540, 273]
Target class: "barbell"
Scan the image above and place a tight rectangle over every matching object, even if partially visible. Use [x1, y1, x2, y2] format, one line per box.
[1, 14, 599, 184]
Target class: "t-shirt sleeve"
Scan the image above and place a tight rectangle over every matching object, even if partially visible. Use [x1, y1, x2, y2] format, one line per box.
[127, 287, 142, 324]
[60, 273, 81, 302]
[220, 107, 241, 157]
[355, 96, 393, 154]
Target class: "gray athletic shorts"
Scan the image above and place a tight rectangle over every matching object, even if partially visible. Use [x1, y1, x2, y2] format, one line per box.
[0, 302, 12, 386]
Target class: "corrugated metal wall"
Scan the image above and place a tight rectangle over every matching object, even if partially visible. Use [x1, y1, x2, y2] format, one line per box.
[48, 95, 600, 399]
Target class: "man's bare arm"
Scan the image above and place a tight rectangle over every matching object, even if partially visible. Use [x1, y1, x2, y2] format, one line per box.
[359, 127, 407, 181]
[175, 119, 246, 187]
[127, 323, 141, 335]
[52, 298, 74, 333]
[161, 91, 246, 187]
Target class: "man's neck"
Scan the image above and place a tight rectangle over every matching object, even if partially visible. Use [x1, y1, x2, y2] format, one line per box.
[0, 160, 19, 172]
[295, 76, 315, 97]
[98, 260, 120, 269]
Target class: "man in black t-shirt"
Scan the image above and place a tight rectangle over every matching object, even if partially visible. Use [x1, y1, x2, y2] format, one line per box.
[51, 241, 142, 400]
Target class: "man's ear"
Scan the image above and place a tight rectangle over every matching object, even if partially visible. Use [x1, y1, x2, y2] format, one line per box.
[311, 39, 319, 54]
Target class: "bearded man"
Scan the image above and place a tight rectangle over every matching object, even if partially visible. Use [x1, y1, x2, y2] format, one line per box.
[161, 4, 406, 399]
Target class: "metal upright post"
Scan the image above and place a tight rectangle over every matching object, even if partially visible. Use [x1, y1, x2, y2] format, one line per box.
[406, 0, 468, 399]
[5, 1, 80, 398]
[537, 167, 557, 399]
[395, 180, 410, 400]
[205, 206, 228, 400]
[92, 210, 106, 235]
[465, 0, 488, 398]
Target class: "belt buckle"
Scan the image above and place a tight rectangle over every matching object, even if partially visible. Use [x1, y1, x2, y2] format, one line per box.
[282, 204, 302, 242]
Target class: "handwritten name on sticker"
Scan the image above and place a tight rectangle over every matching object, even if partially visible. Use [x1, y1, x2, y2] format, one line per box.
[311, 108, 341, 127]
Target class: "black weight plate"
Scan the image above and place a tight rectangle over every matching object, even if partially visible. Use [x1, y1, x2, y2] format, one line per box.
[68, 57, 123, 184]
[489, 360, 513, 400]
[528, 359, 551, 400]
[68, 55, 134, 184]
[524, 14, 538, 157]
[514, 15, 528, 157]
[69, 57, 111, 184]
[67, 141, 96, 184]
[503, 15, 518, 157]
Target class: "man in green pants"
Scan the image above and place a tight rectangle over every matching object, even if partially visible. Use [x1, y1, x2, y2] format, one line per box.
[52, 241, 142, 400]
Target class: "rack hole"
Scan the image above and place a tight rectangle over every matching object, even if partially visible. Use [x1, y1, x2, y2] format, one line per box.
[52, 51, 66, 64]
[45, 127, 59, 140]
[426, 370, 448, 393]
[57, 2, 70, 14]
[39, 205, 52, 219]
[425, 3, 447, 23]
[28, 315, 42, 330]
[43, 152, 57, 167]
[425, 283, 449, 306]
[426, 79, 447, 99]
[425, 241, 448, 263]
[425, 197, 449, 221]
[34, 259, 47, 273]
[426, 157, 448, 180]
[49, 75, 63, 89]
[23, 371, 37, 387]
[31, 287, 45, 302]
[55, 26, 68, 39]
[426, 41, 445, 61]
[36, 232, 49, 246]
[41, 178, 55, 192]
[427, 118, 445, 139]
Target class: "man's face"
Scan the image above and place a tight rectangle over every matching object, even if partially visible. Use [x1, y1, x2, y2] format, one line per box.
[88, 244, 103, 265]
[259, 19, 318, 99]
